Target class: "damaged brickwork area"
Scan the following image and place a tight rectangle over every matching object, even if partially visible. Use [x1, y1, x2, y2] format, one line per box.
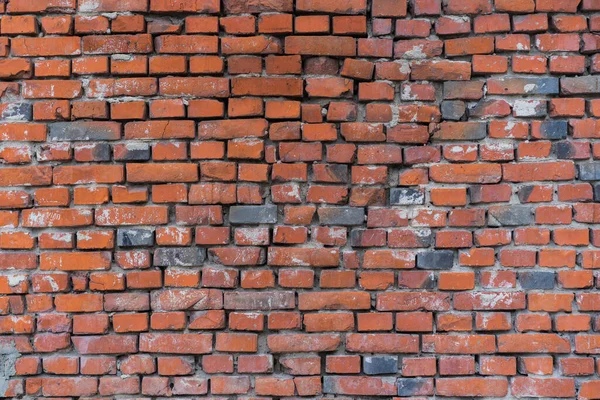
[2, 0, 600, 398]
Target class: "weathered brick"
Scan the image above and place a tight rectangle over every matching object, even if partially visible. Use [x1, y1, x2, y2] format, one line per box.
[318, 207, 365, 225]
[437, 378, 508, 397]
[198, 119, 267, 139]
[48, 122, 121, 141]
[139, 333, 212, 354]
[488, 77, 559, 95]
[153, 248, 206, 267]
[156, 35, 218, 54]
[159, 77, 229, 97]
[363, 355, 398, 375]
[519, 272, 555, 289]
[151, 0, 219, 12]
[229, 205, 278, 224]
[411, 60, 471, 81]
[12, 37, 81, 57]
[117, 228, 154, 247]
[225, 291, 295, 310]
[416, 250, 454, 270]
[285, 36, 356, 56]
[579, 163, 600, 181]
[223, 0, 291, 13]
[390, 188, 425, 205]
[488, 206, 534, 226]
[83, 34, 153, 54]
[561, 76, 600, 94]
[397, 378, 434, 396]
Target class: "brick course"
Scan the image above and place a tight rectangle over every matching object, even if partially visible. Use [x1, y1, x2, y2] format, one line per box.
[0, 0, 599, 398]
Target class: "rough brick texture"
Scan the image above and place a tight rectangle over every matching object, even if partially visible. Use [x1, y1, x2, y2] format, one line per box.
[1, 0, 600, 398]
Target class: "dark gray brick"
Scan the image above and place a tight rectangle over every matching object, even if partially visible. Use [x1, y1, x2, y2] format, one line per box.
[531, 78, 560, 95]
[363, 356, 398, 375]
[91, 143, 111, 161]
[554, 142, 577, 159]
[117, 228, 154, 247]
[441, 100, 466, 121]
[322, 376, 336, 394]
[154, 248, 206, 267]
[390, 188, 425, 205]
[397, 378, 434, 396]
[229, 205, 278, 224]
[579, 163, 600, 181]
[535, 120, 567, 140]
[519, 271, 554, 289]
[593, 184, 600, 201]
[517, 186, 537, 203]
[48, 121, 121, 141]
[488, 206, 533, 226]
[417, 250, 454, 270]
[318, 207, 365, 226]
[561, 76, 600, 95]
[1, 103, 32, 120]
[432, 121, 486, 141]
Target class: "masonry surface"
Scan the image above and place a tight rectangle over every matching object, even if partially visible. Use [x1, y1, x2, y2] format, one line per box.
[2, 0, 600, 398]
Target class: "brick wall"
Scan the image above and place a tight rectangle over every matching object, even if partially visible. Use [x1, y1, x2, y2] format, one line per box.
[1, 0, 599, 398]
